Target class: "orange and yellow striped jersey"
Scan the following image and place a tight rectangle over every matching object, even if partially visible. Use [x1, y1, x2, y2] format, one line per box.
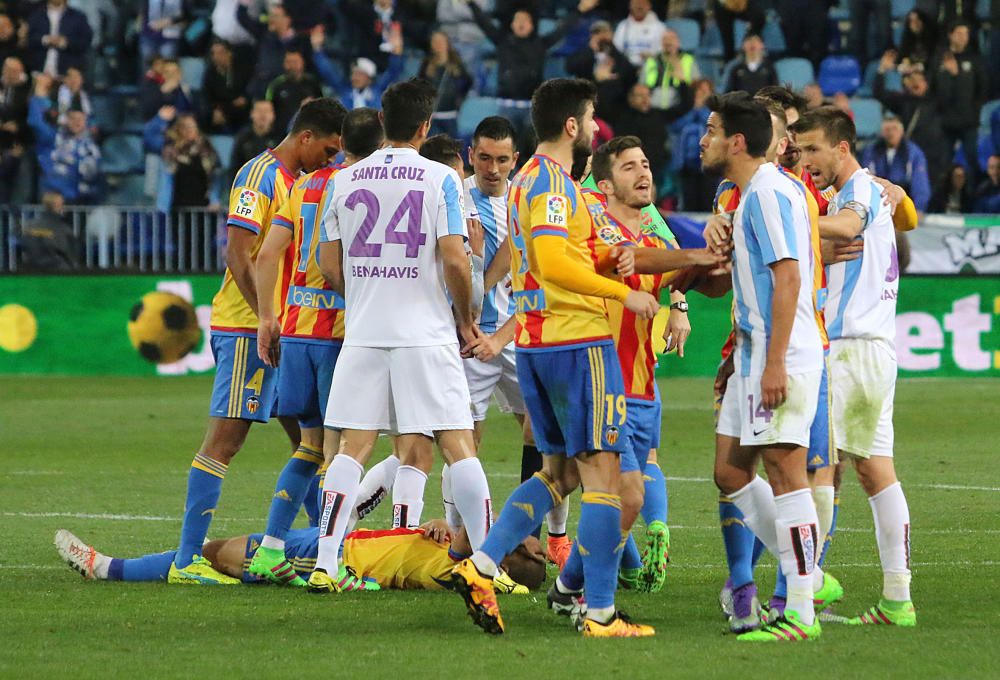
[273, 166, 346, 342]
[343, 528, 455, 590]
[585, 190, 677, 401]
[714, 169, 830, 359]
[508, 155, 617, 350]
[212, 149, 296, 333]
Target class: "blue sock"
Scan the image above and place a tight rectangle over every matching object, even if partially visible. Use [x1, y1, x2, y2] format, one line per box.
[578, 492, 623, 611]
[560, 542, 584, 591]
[774, 563, 788, 598]
[263, 445, 323, 540]
[621, 533, 642, 570]
[640, 462, 668, 525]
[719, 495, 756, 589]
[303, 471, 321, 528]
[175, 454, 227, 568]
[480, 473, 558, 566]
[819, 492, 839, 566]
[751, 537, 766, 567]
[109, 551, 178, 581]
[520, 445, 544, 539]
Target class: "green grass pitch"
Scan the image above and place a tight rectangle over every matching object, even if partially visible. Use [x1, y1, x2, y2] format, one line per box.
[2, 376, 998, 678]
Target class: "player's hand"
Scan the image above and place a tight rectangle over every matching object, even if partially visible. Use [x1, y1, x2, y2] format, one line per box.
[457, 322, 483, 349]
[463, 333, 502, 362]
[610, 246, 635, 276]
[466, 217, 485, 258]
[702, 213, 733, 254]
[872, 176, 904, 215]
[664, 306, 691, 358]
[624, 290, 659, 319]
[257, 317, 281, 367]
[713, 352, 735, 397]
[760, 361, 788, 411]
[690, 247, 730, 266]
[577, 0, 599, 13]
[420, 519, 452, 543]
[821, 237, 863, 265]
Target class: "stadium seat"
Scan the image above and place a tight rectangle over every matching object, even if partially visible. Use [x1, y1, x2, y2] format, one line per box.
[858, 60, 902, 97]
[850, 97, 883, 139]
[107, 174, 150, 205]
[102, 133, 144, 174]
[761, 21, 786, 56]
[775, 58, 815, 91]
[544, 58, 568, 80]
[978, 133, 994, 171]
[732, 19, 748, 49]
[980, 99, 1000, 134]
[457, 97, 501, 139]
[978, 0, 991, 19]
[179, 57, 206, 92]
[666, 18, 701, 53]
[891, 0, 915, 19]
[818, 55, 862, 96]
[90, 92, 122, 132]
[698, 21, 724, 57]
[402, 55, 423, 79]
[208, 135, 235, 172]
[474, 60, 498, 97]
[695, 55, 722, 86]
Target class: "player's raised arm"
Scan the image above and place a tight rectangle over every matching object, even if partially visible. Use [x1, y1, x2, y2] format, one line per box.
[254, 202, 295, 366]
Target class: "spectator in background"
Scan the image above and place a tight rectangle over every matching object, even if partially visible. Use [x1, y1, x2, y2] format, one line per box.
[468, 0, 598, 154]
[847, 0, 891, 66]
[723, 33, 777, 95]
[161, 113, 219, 210]
[934, 20, 988, 181]
[202, 39, 250, 134]
[55, 66, 90, 127]
[311, 25, 403, 110]
[641, 27, 698, 112]
[342, 0, 410, 72]
[714, 0, 765, 63]
[566, 20, 636, 124]
[898, 9, 938, 71]
[613, 0, 665, 67]
[435, 0, 492, 67]
[141, 58, 193, 120]
[973, 154, 1000, 212]
[280, 0, 328, 32]
[237, 1, 309, 99]
[28, 74, 102, 204]
[139, 0, 189, 63]
[612, 83, 671, 191]
[266, 49, 322, 133]
[230, 99, 280, 172]
[26, 0, 92, 75]
[862, 115, 931, 213]
[873, 55, 947, 185]
[19, 190, 79, 270]
[929, 163, 974, 213]
[803, 81, 826, 108]
[0, 140, 23, 203]
[0, 13, 23, 64]
[0, 56, 30, 147]
[419, 30, 471, 138]
[671, 77, 717, 210]
[212, 0, 256, 49]
[776, 0, 829, 67]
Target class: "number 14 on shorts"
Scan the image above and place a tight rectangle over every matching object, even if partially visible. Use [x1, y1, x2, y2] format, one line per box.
[748, 394, 773, 427]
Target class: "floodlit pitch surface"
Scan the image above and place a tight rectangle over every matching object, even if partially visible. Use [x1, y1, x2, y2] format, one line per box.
[2, 377, 997, 678]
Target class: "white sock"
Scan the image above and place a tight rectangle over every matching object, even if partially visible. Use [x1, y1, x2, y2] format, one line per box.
[870, 482, 912, 602]
[315, 454, 364, 574]
[93, 553, 111, 579]
[392, 465, 427, 529]
[470, 550, 498, 577]
[441, 464, 464, 531]
[546, 496, 570, 536]
[349, 454, 400, 533]
[260, 536, 285, 551]
[774, 488, 820, 626]
[728, 476, 780, 555]
[449, 457, 493, 551]
[813, 485, 835, 548]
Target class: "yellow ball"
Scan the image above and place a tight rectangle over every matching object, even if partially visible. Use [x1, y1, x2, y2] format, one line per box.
[127, 292, 201, 364]
[0, 303, 38, 353]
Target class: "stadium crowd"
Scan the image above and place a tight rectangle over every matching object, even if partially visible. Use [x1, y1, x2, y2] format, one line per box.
[1, 0, 1000, 214]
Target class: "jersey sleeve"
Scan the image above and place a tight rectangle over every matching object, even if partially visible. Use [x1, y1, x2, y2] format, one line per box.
[436, 170, 468, 240]
[833, 179, 873, 230]
[227, 174, 275, 235]
[319, 178, 341, 243]
[745, 188, 798, 265]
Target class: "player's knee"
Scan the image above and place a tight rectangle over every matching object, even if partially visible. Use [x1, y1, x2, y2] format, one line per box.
[620, 481, 644, 522]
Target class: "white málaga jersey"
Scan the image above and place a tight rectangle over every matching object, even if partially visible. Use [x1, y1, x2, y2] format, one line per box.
[463, 176, 513, 333]
[731, 163, 824, 377]
[320, 147, 467, 347]
[825, 168, 899, 349]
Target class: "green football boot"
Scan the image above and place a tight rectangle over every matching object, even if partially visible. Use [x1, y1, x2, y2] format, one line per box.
[248, 545, 307, 587]
[847, 599, 916, 627]
[638, 521, 670, 592]
[813, 571, 844, 612]
[737, 609, 821, 642]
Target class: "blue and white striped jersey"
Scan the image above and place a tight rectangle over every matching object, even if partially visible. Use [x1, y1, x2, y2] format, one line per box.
[464, 176, 514, 334]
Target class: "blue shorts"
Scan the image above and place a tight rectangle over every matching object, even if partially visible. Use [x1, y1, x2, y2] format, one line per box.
[807, 356, 834, 471]
[277, 339, 342, 429]
[625, 396, 662, 472]
[209, 333, 277, 423]
[516, 341, 628, 457]
[242, 528, 317, 583]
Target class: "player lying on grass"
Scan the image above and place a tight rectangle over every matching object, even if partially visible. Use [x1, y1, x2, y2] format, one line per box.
[54, 521, 544, 593]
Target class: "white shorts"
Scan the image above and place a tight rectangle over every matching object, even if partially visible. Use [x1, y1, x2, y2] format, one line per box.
[829, 338, 895, 458]
[717, 369, 822, 448]
[325, 344, 474, 434]
[463, 345, 526, 422]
